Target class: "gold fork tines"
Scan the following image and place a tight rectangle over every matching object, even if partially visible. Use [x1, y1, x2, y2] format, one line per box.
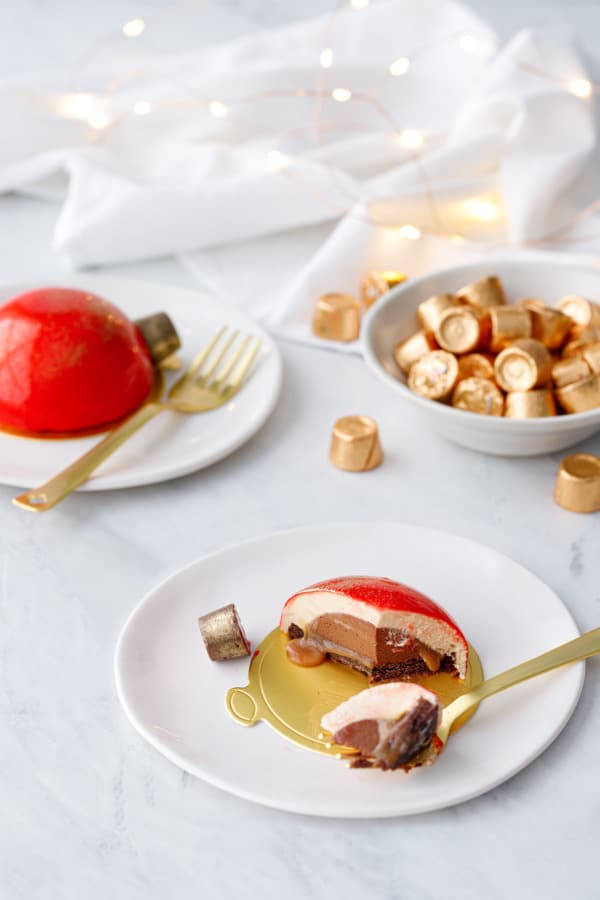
[13, 326, 262, 512]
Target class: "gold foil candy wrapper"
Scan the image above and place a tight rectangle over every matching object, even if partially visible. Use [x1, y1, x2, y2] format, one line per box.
[520, 300, 573, 350]
[583, 342, 600, 373]
[489, 306, 532, 352]
[556, 372, 600, 413]
[457, 353, 495, 381]
[135, 312, 181, 364]
[198, 603, 251, 661]
[312, 293, 361, 342]
[494, 338, 552, 392]
[456, 276, 507, 309]
[408, 350, 459, 401]
[360, 271, 406, 309]
[554, 453, 600, 513]
[552, 356, 591, 388]
[329, 415, 383, 472]
[434, 306, 487, 354]
[505, 389, 556, 418]
[417, 293, 456, 333]
[394, 331, 435, 373]
[452, 377, 504, 416]
[556, 295, 600, 329]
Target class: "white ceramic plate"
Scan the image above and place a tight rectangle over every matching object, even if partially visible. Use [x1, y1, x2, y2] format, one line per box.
[0, 277, 282, 490]
[115, 523, 583, 818]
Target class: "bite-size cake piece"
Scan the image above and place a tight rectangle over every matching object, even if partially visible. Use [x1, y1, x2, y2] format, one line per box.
[321, 682, 441, 769]
[280, 576, 468, 681]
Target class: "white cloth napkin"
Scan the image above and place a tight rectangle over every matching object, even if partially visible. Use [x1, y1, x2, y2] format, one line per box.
[2, 0, 600, 350]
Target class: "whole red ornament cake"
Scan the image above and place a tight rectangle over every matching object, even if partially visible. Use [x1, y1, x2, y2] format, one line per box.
[0, 288, 156, 434]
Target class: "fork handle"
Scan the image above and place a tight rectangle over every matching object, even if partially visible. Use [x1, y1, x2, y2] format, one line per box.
[13, 401, 165, 512]
[452, 627, 600, 722]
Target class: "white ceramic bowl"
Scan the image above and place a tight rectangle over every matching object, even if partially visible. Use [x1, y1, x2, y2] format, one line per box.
[362, 256, 600, 456]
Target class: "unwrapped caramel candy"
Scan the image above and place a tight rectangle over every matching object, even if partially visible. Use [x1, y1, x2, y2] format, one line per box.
[198, 603, 251, 661]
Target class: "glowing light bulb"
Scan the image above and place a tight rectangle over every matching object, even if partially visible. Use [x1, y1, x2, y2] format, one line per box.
[399, 129, 425, 150]
[568, 78, 592, 98]
[122, 18, 145, 37]
[462, 197, 500, 222]
[267, 150, 287, 170]
[209, 100, 229, 118]
[331, 87, 352, 103]
[56, 93, 95, 120]
[350, 0, 369, 8]
[133, 100, 151, 116]
[389, 57, 410, 77]
[88, 111, 110, 130]
[320, 47, 333, 69]
[398, 225, 421, 241]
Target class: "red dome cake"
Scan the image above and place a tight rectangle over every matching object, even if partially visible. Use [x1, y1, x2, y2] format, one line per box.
[280, 575, 468, 681]
[0, 287, 155, 434]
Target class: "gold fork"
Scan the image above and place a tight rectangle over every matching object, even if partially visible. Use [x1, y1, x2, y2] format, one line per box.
[413, 625, 600, 767]
[13, 327, 261, 512]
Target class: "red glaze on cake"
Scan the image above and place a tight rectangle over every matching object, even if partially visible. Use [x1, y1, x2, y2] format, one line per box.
[280, 576, 468, 681]
[0, 287, 154, 433]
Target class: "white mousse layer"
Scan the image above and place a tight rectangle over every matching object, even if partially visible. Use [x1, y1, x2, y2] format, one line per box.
[321, 682, 440, 735]
[281, 590, 468, 678]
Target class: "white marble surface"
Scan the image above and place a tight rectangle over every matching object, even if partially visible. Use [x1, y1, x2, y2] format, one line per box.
[1, 2, 600, 899]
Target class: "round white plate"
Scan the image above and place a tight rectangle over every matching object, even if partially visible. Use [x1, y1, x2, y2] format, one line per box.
[115, 523, 584, 818]
[0, 277, 282, 490]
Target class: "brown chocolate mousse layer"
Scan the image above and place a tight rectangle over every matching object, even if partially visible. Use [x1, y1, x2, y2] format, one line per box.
[333, 698, 440, 769]
[287, 613, 457, 681]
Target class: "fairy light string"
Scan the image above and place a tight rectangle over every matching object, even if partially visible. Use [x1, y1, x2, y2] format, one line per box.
[48, 0, 600, 252]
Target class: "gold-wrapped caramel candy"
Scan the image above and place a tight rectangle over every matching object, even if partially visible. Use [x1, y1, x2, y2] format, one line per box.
[554, 453, 600, 513]
[135, 312, 182, 364]
[583, 342, 600, 373]
[417, 293, 456, 333]
[434, 306, 487, 354]
[519, 300, 573, 351]
[505, 389, 556, 418]
[198, 603, 251, 661]
[457, 353, 495, 381]
[329, 415, 383, 471]
[489, 306, 532, 352]
[394, 331, 435, 373]
[360, 271, 406, 309]
[552, 356, 591, 388]
[556, 295, 600, 329]
[556, 372, 600, 413]
[456, 276, 506, 309]
[312, 293, 361, 342]
[408, 350, 459, 401]
[452, 377, 504, 416]
[494, 338, 552, 392]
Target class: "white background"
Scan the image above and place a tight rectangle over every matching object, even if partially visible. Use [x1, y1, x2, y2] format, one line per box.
[1, 2, 599, 899]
